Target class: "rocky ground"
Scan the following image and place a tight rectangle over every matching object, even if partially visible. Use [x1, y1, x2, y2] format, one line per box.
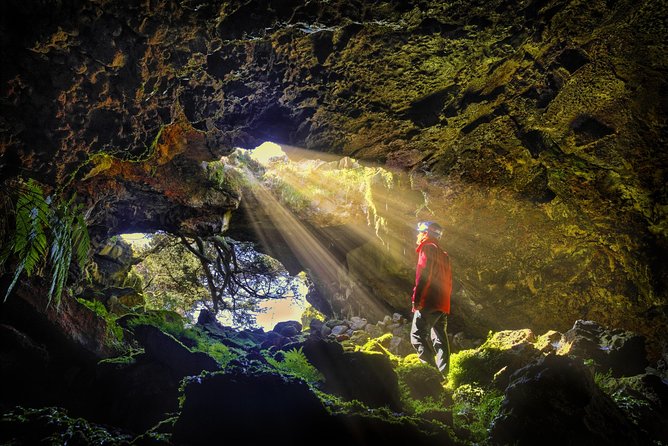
[1, 294, 667, 445]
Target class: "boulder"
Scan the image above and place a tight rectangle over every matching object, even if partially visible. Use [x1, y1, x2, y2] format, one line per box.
[559, 320, 648, 377]
[598, 373, 668, 442]
[172, 371, 329, 444]
[302, 338, 402, 411]
[131, 324, 219, 378]
[95, 353, 182, 432]
[449, 329, 542, 390]
[349, 316, 368, 331]
[397, 361, 445, 401]
[261, 331, 288, 349]
[172, 370, 453, 445]
[489, 354, 649, 446]
[273, 320, 302, 337]
[331, 325, 349, 336]
[309, 318, 325, 333]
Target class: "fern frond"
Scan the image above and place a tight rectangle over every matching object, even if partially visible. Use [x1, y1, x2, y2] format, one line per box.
[3, 258, 26, 302]
[48, 208, 73, 306]
[4, 179, 49, 301]
[72, 206, 90, 271]
[3, 178, 91, 305]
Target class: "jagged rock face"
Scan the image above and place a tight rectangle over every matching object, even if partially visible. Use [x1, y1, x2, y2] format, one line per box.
[1, 1, 666, 348]
[489, 354, 650, 446]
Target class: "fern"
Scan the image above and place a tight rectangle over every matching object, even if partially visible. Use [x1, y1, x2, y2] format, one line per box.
[3, 179, 49, 302]
[265, 347, 324, 385]
[48, 206, 73, 305]
[1, 179, 90, 305]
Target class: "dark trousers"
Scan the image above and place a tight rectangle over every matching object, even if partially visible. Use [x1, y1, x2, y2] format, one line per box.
[410, 309, 450, 374]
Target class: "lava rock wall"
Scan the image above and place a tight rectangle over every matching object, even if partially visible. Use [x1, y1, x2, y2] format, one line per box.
[1, 0, 666, 350]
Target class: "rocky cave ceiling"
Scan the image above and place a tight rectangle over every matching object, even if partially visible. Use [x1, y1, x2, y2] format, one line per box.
[1, 0, 666, 349]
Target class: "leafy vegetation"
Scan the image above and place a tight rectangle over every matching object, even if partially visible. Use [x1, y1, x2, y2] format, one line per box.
[452, 384, 504, 443]
[264, 347, 324, 385]
[0, 178, 90, 305]
[396, 359, 450, 422]
[76, 298, 124, 342]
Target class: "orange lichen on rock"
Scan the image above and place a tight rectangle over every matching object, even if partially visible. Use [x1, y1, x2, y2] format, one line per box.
[155, 112, 206, 165]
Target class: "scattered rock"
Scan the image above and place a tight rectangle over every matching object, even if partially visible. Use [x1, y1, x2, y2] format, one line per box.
[331, 325, 349, 337]
[365, 324, 383, 338]
[349, 316, 368, 331]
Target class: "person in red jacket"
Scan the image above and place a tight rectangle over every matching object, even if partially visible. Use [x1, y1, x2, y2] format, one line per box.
[410, 221, 452, 375]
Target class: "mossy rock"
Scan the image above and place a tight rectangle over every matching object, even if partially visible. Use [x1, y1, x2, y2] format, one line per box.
[447, 329, 542, 390]
[0, 406, 132, 445]
[397, 361, 445, 401]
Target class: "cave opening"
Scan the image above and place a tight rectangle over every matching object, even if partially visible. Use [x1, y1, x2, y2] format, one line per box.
[1, 0, 665, 442]
[112, 227, 309, 331]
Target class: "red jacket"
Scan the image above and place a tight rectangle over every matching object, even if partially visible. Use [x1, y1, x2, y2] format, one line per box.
[411, 238, 452, 314]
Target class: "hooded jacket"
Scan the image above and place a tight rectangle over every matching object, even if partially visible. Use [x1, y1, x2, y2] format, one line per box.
[411, 237, 452, 314]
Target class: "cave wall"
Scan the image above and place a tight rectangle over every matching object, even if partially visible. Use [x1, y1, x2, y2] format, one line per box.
[1, 0, 666, 348]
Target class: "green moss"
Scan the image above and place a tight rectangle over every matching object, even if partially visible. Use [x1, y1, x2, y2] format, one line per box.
[342, 333, 403, 366]
[396, 361, 449, 422]
[264, 347, 324, 385]
[446, 348, 493, 390]
[76, 298, 124, 342]
[594, 372, 653, 426]
[0, 406, 132, 445]
[196, 340, 237, 369]
[452, 384, 504, 443]
[125, 311, 242, 367]
[126, 310, 192, 341]
[98, 348, 143, 366]
[300, 304, 326, 329]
